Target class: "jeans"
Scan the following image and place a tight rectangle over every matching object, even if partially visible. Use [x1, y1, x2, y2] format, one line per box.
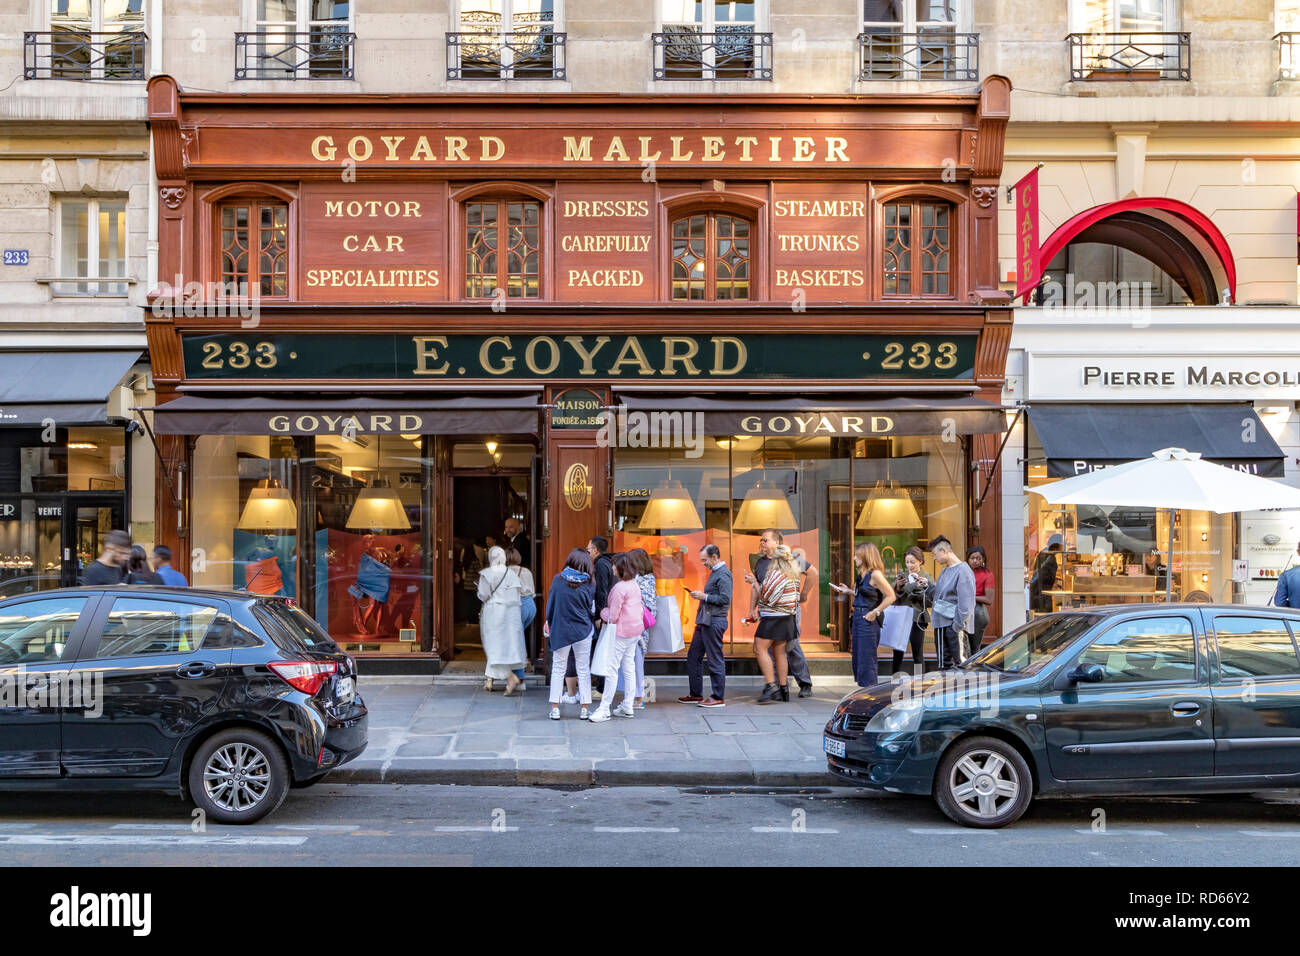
[936, 624, 963, 669]
[687, 619, 727, 700]
[891, 622, 926, 674]
[596, 636, 639, 714]
[970, 605, 989, 657]
[550, 639, 592, 705]
[850, 610, 880, 688]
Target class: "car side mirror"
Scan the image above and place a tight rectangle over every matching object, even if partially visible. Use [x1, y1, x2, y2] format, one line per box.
[1068, 663, 1105, 684]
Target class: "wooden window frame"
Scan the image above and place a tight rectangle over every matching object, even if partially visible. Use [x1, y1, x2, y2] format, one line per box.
[668, 210, 755, 302]
[876, 193, 958, 301]
[212, 198, 291, 300]
[460, 195, 544, 301]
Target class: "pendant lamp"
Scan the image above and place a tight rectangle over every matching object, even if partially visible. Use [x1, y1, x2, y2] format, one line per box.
[237, 482, 297, 531]
[345, 436, 412, 531]
[856, 480, 922, 531]
[734, 480, 797, 532]
[638, 479, 703, 532]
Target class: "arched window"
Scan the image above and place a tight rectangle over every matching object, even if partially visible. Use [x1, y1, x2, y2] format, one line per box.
[671, 212, 751, 300]
[883, 199, 952, 296]
[216, 199, 289, 298]
[464, 198, 541, 298]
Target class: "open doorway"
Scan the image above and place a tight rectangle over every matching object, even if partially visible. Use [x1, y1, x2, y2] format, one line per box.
[450, 454, 533, 661]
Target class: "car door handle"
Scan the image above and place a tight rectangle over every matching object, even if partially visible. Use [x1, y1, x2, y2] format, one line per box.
[1171, 702, 1201, 716]
[176, 661, 216, 680]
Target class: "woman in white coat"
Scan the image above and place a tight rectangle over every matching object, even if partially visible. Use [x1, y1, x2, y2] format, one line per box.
[477, 545, 526, 694]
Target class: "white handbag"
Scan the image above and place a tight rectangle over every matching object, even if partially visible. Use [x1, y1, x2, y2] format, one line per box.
[589, 622, 619, 678]
[645, 595, 685, 653]
[879, 605, 915, 652]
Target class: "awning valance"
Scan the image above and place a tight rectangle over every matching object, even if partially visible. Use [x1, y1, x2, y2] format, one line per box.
[0, 350, 141, 426]
[614, 393, 1005, 437]
[1028, 403, 1286, 479]
[151, 393, 541, 436]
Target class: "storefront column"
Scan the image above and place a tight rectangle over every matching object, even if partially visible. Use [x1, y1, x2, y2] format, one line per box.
[542, 385, 610, 613]
[152, 429, 189, 579]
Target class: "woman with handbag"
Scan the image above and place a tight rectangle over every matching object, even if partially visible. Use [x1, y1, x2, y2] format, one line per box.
[832, 543, 895, 688]
[628, 547, 657, 711]
[590, 553, 645, 722]
[891, 546, 931, 676]
[546, 548, 596, 720]
[749, 545, 802, 704]
[477, 546, 527, 695]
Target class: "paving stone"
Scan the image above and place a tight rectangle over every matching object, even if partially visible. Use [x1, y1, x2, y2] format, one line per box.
[393, 735, 454, 758]
[514, 719, 567, 737]
[451, 733, 513, 755]
[736, 735, 805, 759]
[665, 714, 711, 733]
[703, 715, 756, 732]
[624, 733, 688, 754]
[747, 715, 804, 733]
[568, 737, 629, 759]
[685, 735, 745, 759]
[792, 733, 832, 757]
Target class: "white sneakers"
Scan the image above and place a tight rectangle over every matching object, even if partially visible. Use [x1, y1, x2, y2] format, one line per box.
[588, 709, 612, 722]
[613, 703, 635, 718]
[559, 693, 579, 704]
[549, 706, 561, 720]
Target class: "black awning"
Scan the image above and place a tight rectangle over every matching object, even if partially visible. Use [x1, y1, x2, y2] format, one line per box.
[1029, 403, 1287, 478]
[615, 393, 1004, 437]
[0, 350, 141, 425]
[152, 393, 541, 436]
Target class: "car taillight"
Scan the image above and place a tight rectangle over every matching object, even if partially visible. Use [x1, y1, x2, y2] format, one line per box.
[268, 660, 336, 695]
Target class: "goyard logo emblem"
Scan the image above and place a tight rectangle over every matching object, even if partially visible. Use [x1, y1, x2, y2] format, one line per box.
[563, 462, 591, 512]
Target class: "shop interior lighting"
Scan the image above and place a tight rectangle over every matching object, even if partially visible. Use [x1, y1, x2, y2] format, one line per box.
[237, 481, 298, 531]
[856, 480, 924, 531]
[734, 480, 798, 531]
[345, 436, 412, 531]
[638, 479, 704, 531]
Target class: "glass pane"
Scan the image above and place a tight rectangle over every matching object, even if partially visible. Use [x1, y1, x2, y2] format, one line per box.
[1076, 617, 1196, 683]
[715, 0, 755, 23]
[1215, 617, 1300, 678]
[864, 0, 905, 23]
[662, 0, 704, 24]
[0, 501, 63, 597]
[915, 0, 955, 23]
[61, 202, 90, 288]
[0, 597, 87, 664]
[310, 0, 349, 22]
[51, 0, 92, 27]
[98, 201, 126, 283]
[95, 598, 221, 658]
[258, 0, 297, 25]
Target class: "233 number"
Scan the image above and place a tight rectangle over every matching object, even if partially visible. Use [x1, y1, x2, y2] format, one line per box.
[879, 340, 959, 372]
[200, 341, 277, 371]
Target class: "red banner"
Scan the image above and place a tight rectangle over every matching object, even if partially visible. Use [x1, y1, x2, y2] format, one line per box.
[1014, 166, 1040, 301]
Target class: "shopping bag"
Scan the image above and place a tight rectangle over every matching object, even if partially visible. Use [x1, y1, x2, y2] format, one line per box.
[880, 605, 914, 652]
[645, 595, 685, 653]
[589, 622, 619, 678]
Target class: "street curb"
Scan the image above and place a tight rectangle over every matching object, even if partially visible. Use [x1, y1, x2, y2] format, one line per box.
[327, 765, 835, 788]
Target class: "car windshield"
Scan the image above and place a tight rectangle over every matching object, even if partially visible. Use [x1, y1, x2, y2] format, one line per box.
[967, 613, 1101, 675]
[253, 601, 340, 653]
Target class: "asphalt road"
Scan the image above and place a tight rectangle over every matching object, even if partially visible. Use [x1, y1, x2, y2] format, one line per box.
[0, 784, 1299, 866]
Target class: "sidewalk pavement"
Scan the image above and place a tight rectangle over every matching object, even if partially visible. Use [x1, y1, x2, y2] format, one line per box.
[333, 675, 857, 787]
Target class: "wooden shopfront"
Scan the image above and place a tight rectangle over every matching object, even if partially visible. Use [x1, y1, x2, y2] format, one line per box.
[143, 74, 1013, 666]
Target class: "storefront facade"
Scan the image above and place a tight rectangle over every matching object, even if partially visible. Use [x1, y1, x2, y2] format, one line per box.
[145, 74, 1013, 665]
[1001, 307, 1300, 630]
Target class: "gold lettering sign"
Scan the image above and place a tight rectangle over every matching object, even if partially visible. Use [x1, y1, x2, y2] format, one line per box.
[563, 462, 592, 512]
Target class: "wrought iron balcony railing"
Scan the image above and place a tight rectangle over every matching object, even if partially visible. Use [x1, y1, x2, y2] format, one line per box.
[1067, 32, 1190, 81]
[859, 30, 978, 80]
[24, 30, 147, 80]
[1276, 32, 1299, 80]
[235, 29, 355, 79]
[446, 30, 566, 80]
[653, 28, 773, 80]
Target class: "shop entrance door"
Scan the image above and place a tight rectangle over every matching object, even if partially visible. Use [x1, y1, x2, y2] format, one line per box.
[449, 466, 534, 662]
[64, 497, 126, 587]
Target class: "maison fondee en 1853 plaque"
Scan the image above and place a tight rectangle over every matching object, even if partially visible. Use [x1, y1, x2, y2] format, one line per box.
[182, 332, 978, 382]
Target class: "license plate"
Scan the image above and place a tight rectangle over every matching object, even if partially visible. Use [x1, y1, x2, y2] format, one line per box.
[336, 676, 355, 703]
[824, 736, 846, 758]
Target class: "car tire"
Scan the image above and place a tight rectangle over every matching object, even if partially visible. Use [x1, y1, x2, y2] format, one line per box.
[934, 736, 1032, 829]
[188, 728, 290, 825]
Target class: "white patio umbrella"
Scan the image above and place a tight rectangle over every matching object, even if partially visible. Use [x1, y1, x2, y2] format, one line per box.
[1030, 447, 1300, 603]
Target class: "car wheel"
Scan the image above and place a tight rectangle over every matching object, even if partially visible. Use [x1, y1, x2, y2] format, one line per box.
[934, 736, 1032, 829]
[188, 728, 290, 825]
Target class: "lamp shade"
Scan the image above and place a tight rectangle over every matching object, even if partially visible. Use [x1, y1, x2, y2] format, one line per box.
[734, 480, 797, 532]
[638, 479, 703, 531]
[856, 482, 923, 531]
[237, 486, 298, 531]
[346, 487, 412, 530]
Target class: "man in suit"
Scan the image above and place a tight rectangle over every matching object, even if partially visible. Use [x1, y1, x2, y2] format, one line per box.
[1274, 541, 1300, 608]
[681, 544, 732, 707]
[502, 518, 530, 568]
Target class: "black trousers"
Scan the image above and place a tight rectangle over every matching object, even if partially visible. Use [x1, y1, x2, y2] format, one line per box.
[892, 622, 926, 673]
[687, 619, 727, 699]
[936, 624, 963, 669]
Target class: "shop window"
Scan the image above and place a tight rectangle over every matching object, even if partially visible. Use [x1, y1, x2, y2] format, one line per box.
[217, 200, 289, 298]
[55, 198, 128, 295]
[1214, 616, 1300, 679]
[464, 199, 541, 298]
[1075, 616, 1197, 683]
[670, 212, 751, 300]
[7, 427, 125, 493]
[882, 199, 950, 296]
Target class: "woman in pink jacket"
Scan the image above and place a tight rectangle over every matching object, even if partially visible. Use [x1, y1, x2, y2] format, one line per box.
[590, 553, 644, 722]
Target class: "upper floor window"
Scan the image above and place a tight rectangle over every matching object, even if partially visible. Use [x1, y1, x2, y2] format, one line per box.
[656, 0, 771, 80]
[883, 200, 951, 296]
[671, 212, 751, 300]
[860, 1, 976, 80]
[449, 1, 565, 80]
[237, 0, 354, 79]
[29, 0, 146, 80]
[464, 200, 540, 298]
[218, 201, 289, 298]
[1067, 0, 1188, 80]
[56, 198, 128, 296]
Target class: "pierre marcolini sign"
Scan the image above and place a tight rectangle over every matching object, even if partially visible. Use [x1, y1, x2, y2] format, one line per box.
[1083, 365, 1300, 388]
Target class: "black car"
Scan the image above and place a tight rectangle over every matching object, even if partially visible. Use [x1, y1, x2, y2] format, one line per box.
[0, 587, 367, 824]
[826, 604, 1300, 827]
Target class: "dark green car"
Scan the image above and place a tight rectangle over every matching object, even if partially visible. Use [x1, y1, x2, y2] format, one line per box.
[824, 604, 1300, 828]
